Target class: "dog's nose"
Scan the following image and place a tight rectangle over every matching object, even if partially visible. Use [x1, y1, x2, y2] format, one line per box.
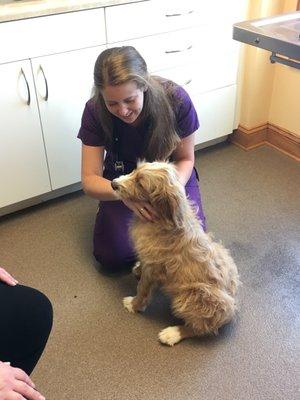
[111, 180, 118, 190]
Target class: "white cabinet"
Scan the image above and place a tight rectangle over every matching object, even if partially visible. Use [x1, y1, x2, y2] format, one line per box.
[0, 61, 51, 207]
[0, 46, 105, 208]
[0, 9, 106, 209]
[189, 25, 240, 95]
[31, 46, 105, 190]
[0, 0, 246, 213]
[107, 0, 243, 147]
[193, 85, 237, 144]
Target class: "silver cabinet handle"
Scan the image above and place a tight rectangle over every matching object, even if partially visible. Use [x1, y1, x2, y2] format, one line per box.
[165, 10, 194, 17]
[165, 45, 193, 54]
[39, 65, 48, 101]
[184, 79, 192, 86]
[20, 68, 30, 105]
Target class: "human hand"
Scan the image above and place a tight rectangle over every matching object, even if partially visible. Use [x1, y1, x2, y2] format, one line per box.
[0, 361, 45, 400]
[122, 199, 158, 222]
[0, 268, 18, 286]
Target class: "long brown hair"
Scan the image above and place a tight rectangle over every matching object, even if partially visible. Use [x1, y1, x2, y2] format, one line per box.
[93, 46, 180, 161]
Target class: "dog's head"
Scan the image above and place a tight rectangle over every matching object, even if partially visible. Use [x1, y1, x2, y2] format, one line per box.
[111, 161, 186, 227]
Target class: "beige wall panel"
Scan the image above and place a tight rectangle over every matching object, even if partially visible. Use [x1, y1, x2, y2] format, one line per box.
[237, 0, 300, 138]
[269, 65, 300, 136]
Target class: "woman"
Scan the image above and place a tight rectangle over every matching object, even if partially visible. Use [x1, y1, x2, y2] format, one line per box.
[0, 267, 52, 400]
[78, 46, 206, 274]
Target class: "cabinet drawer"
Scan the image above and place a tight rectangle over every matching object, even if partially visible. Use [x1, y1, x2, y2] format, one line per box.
[192, 85, 237, 144]
[193, 25, 240, 55]
[151, 45, 238, 97]
[106, 0, 198, 43]
[0, 9, 106, 64]
[109, 29, 194, 73]
[190, 49, 239, 94]
[194, 0, 246, 25]
[154, 65, 193, 89]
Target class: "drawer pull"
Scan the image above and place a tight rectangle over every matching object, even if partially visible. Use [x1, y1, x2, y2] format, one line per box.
[165, 45, 193, 54]
[184, 79, 192, 86]
[165, 10, 194, 17]
[39, 65, 48, 101]
[20, 68, 31, 106]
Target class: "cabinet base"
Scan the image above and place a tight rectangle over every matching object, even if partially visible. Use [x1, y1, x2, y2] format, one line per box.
[195, 135, 228, 151]
[0, 182, 82, 217]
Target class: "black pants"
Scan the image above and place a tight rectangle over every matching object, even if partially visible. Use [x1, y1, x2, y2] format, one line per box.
[0, 282, 53, 375]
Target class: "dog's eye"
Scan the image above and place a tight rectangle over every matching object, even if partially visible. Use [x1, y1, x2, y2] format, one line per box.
[136, 175, 150, 192]
[136, 178, 144, 189]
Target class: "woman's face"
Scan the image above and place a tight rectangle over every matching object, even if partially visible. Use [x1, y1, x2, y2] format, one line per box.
[101, 81, 145, 124]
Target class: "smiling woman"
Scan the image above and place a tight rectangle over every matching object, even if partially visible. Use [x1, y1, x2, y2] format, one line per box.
[77, 46, 206, 274]
[101, 81, 144, 124]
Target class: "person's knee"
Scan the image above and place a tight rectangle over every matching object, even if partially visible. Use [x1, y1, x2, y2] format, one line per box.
[21, 286, 53, 342]
[94, 252, 135, 273]
[0, 284, 53, 369]
[32, 288, 53, 333]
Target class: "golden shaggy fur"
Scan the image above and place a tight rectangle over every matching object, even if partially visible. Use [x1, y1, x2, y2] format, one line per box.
[112, 161, 239, 346]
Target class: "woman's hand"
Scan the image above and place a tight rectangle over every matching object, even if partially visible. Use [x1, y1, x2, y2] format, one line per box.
[0, 268, 18, 286]
[122, 199, 158, 222]
[0, 361, 45, 400]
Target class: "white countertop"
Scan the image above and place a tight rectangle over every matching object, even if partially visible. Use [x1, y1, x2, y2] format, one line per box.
[0, 0, 146, 22]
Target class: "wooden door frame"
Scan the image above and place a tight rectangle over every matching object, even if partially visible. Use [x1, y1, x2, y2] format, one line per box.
[297, 0, 300, 10]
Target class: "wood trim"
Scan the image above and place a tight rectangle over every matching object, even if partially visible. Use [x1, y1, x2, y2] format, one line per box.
[297, 0, 300, 11]
[267, 124, 300, 161]
[230, 126, 268, 150]
[230, 123, 300, 161]
[238, 123, 268, 134]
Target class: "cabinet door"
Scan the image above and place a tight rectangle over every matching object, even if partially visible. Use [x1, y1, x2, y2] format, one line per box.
[0, 61, 51, 208]
[192, 85, 237, 144]
[31, 46, 106, 190]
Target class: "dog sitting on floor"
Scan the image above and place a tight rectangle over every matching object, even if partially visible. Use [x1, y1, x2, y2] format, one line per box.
[111, 161, 239, 346]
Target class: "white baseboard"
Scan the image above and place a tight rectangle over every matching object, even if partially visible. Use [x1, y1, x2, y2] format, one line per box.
[0, 182, 82, 217]
[195, 135, 228, 151]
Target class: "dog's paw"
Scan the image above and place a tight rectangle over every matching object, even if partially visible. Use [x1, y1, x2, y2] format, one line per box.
[158, 326, 182, 346]
[123, 296, 136, 313]
[132, 261, 142, 280]
[133, 260, 141, 269]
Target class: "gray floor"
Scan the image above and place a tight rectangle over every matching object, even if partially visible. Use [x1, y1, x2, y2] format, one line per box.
[0, 143, 299, 400]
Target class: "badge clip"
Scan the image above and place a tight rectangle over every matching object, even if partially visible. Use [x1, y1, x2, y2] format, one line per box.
[114, 161, 124, 173]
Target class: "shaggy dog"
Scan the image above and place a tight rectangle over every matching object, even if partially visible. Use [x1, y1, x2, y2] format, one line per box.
[111, 162, 239, 346]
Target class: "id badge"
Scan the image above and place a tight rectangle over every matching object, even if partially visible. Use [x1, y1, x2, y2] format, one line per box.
[114, 161, 124, 173]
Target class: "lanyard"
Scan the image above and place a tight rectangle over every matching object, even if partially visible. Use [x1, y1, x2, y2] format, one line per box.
[113, 124, 125, 173]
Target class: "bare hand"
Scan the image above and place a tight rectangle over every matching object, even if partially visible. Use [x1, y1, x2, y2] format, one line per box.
[0, 361, 45, 400]
[0, 268, 18, 286]
[122, 199, 158, 222]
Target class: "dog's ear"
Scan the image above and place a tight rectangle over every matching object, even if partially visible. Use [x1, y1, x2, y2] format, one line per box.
[154, 190, 184, 228]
